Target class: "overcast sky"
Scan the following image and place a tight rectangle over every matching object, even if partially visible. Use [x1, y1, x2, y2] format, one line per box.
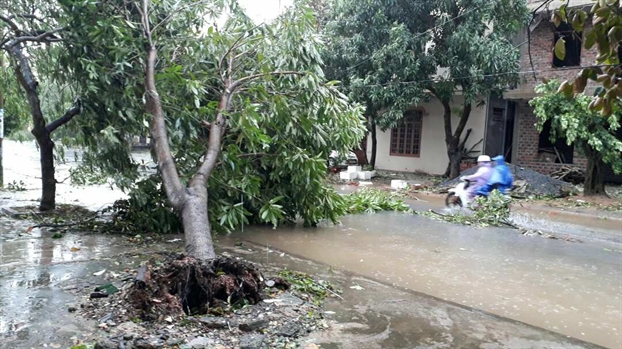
[237, 0, 294, 23]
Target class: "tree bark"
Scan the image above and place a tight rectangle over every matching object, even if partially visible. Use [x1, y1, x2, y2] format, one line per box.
[144, 42, 217, 260]
[8, 44, 80, 211]
[38, 135, 56, 210]
[11, 45, 56, 210]
[180, 186, 216, 260]
[438, 96, 473, 179]
[584, 146, 606, 196]
[369, 117, 377, 169]
[440, 100, 459, 178]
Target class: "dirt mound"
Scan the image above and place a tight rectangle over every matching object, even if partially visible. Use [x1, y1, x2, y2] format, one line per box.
[439, 164, 573, 198]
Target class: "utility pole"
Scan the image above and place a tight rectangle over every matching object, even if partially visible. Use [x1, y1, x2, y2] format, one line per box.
[0, 55, 4, 188]
[0, 93, 4, 189]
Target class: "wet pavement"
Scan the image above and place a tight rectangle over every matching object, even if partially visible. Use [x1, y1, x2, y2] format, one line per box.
[0, 141, 620, 348]
[223, 238, 604, 349]
[233, 213, 622, 348]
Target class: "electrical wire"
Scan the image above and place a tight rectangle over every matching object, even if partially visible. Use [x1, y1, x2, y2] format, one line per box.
[348, 63, 618, 89]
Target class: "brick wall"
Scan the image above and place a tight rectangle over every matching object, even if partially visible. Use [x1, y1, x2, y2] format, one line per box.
[511, 17, 597, 176]
[516, 19, 599, 94]
[515, 100, 587, 174]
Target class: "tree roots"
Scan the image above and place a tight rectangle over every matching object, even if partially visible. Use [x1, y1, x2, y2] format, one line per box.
[128, 254, 264, 317]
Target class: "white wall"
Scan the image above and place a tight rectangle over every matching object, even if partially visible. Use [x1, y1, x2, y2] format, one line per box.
[368, 96, 487, 175]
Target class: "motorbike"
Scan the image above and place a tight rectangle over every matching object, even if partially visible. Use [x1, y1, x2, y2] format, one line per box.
[445, 179, 473, 208]
[446, 180, 512, 209]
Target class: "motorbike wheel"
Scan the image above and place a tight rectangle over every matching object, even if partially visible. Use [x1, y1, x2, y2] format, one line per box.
[445, 193, 462, 208]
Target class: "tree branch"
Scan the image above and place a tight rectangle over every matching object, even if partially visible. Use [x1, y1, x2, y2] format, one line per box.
[218, 23, 264, 76]
[4, 28, 65, 48]
[441, 100, 453, 145]
[453, 98, 472, 140]
[9, 44, 38, 92]
[141, 2, 184, 209]
[229, 71, 303, 92]
[0, 15, 20, 32]
[46, 102, 81, 133]
[189, 90, 231, 187]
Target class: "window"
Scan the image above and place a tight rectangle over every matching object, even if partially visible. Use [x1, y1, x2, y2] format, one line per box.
[538, 120, 574, 164]
[553, 22, 582, 67]
[390, 110, 423, 157]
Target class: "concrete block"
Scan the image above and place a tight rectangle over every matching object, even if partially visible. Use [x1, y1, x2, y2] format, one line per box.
[340, 171, 358, 180]
[357, 171, 373, 180]
[391, 180, 408, 190]
[347, 166, 362, 173]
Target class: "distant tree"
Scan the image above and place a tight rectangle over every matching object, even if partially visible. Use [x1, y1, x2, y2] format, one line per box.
[531, 80, 622, 196]
[323, 0, 529, 177]
[0, 1, 80, 210]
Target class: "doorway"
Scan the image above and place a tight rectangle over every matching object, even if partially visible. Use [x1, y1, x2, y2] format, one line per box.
[484, 97, 515, 163]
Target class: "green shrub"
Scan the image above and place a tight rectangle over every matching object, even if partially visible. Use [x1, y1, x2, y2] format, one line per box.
[343, 188, 411, 214]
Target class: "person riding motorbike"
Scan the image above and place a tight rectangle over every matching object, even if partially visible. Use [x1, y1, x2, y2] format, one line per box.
[460, 155, 492, 199]
[476, 155, 513, 196]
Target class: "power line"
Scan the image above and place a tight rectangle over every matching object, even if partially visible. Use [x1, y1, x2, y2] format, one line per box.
[349, 63, 619, 88]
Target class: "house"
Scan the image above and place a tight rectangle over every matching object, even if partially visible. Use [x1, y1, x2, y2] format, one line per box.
[364, 97, 488, 175]
[365, 0, 622, 182]
[506, 0, 621, 182]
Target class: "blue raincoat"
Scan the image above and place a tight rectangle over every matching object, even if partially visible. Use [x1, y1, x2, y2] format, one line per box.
[476, 155, 513, 196]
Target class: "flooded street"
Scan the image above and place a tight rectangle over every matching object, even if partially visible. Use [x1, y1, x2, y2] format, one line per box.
[0, 141, 620, 348]
[233, 213, 622, 348]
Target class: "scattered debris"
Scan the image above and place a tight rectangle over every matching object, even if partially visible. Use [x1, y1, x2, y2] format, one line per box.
[75, 260, 333, 349]
[520, 229, 581, 242]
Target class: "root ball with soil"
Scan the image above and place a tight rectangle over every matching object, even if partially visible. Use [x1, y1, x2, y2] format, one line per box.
[127, 254, 267, 317]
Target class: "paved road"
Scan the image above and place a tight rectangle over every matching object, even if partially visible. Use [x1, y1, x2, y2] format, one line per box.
[233, 211, 622, 348]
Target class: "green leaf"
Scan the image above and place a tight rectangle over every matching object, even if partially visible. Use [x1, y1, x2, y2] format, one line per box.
[585, 31, 597, 50]
[554, 37, 566, 60]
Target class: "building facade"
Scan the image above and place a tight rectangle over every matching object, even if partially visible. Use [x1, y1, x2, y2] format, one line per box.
[364, 0, 620, 181]
[505, 0, 621, 182]
[366, 96, 488, 175]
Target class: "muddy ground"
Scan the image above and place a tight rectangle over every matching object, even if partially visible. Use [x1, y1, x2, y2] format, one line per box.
[0, 141, 620, 349]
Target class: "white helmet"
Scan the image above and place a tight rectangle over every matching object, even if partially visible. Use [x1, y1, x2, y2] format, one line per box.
[477, 155, 491, 163]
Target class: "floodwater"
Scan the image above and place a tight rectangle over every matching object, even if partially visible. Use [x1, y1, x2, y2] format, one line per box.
[233, 213, 622, 348]
[1, 140, 153, 210]
[0, 141, 620, 348]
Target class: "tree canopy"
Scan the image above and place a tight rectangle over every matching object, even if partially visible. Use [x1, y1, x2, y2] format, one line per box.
[530, 80, 622, 195]
[551, 0, 622, 116]
[61, 0, 366, 254]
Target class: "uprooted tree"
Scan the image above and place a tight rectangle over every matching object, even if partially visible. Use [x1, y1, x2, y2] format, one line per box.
[322, 0, 529, 178]
[61, 0, 365, 261]
[0, 0, 81, 210]
[530, 80, 622, 196]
